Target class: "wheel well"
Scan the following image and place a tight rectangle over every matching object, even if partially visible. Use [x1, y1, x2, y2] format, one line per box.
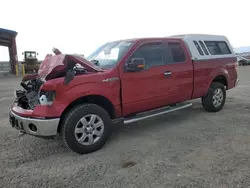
[212, 75, 228, 89]
[58, 95, 116, 132]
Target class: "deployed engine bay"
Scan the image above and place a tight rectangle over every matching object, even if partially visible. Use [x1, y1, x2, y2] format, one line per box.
[15, 64, 88, 110]
[14, 52, 101, 110]
[15, 78, 44, 109]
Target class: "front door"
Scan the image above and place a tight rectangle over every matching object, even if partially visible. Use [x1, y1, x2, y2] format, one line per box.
[119, 41, 173, 116]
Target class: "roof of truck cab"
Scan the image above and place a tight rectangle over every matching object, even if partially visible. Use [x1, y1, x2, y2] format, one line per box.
[115, 37, 183, 43]
[118, 34, 228, 42]
[111, 35, 236, 60]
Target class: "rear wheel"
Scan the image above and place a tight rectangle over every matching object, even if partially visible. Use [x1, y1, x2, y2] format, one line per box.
[60, 104, 112, 154]
[201, 82, 226, 112]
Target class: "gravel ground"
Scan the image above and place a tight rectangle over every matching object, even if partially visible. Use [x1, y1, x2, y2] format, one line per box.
[1, 67, 250, 188]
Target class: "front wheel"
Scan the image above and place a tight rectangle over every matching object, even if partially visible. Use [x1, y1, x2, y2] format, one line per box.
[60, 104, 112, 154]
[201, 82, 226, 112]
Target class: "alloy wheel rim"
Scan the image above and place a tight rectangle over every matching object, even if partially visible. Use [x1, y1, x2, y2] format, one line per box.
[74, 114, 104, 146]
[212, 88, 224, 107]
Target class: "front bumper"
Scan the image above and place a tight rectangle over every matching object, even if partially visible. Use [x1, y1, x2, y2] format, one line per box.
[9, 111, 60, 137]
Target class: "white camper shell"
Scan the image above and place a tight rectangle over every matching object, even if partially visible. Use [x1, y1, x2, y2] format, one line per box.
[169, 34, 235, 60]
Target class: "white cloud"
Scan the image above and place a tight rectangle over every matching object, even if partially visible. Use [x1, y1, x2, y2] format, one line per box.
[0, 0, 249, 61]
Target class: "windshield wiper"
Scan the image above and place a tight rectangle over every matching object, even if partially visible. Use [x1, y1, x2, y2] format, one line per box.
[89, 59, 106, 70]
[90, 59, 100, 66]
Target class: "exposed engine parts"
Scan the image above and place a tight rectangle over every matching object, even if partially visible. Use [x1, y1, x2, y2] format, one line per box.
[13, 53, 96, 110]
[15, 78, 44, 109]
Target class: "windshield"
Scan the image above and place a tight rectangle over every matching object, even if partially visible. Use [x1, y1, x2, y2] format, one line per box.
[86, 41, 134, 69]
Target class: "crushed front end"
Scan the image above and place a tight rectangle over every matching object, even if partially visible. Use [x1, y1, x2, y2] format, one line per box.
[9, 77, 60, 138]
[15, 77, 44, 110]
[9, 53, 102, 138]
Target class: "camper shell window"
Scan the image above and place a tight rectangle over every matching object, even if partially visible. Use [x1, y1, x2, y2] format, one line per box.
[199, 41, 209, 55]
[193, 41, 204, 55]
[204, 41, 231, 55]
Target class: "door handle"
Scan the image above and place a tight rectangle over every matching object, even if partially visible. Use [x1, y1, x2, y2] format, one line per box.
[164, 71, 172, 77]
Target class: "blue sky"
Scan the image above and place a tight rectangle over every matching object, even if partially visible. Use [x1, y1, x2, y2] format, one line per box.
[1, 0, 250, 61]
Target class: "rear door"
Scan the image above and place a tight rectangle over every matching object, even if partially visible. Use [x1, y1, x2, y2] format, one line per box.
[161, 40, 194, 104]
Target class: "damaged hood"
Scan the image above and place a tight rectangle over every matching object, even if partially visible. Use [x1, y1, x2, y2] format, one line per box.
[38, 54, 104, 80]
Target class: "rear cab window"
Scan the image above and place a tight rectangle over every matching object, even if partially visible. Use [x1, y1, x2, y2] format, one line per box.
[168, 42, 186, 63]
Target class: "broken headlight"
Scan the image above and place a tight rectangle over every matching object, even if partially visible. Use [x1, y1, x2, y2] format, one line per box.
[39, 90, 56, 105]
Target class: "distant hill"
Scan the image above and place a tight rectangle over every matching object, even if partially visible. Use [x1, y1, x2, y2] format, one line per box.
[234, 46, 250, 53]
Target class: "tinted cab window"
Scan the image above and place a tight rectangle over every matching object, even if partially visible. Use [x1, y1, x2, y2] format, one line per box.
[129, 42, 164, 69]
[128, 41, 186, 69]
[168, 42, 186, 63]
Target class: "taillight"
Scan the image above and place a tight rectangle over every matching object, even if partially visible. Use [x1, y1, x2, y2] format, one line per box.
[235, 63, 238, 71]
[234, 63, 239, 78]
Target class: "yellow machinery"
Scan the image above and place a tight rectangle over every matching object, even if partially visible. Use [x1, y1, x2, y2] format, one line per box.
[21, 51, 40, 73]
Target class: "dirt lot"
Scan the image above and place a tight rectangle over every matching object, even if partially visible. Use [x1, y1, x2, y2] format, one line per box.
[1, 67, 250, 188]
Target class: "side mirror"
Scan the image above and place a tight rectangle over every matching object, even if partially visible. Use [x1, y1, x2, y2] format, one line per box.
[125, 58, 145, 72]
[22, 52, 24, 55]
[37, 53, 39, 56]
[64, 70, 76, 85]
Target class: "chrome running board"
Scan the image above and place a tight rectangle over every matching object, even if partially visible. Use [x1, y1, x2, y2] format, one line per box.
[123, 102, 192, 124]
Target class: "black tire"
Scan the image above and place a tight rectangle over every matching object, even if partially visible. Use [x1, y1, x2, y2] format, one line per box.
[60, 103, 112, 154]
[201, 82, 226, 112]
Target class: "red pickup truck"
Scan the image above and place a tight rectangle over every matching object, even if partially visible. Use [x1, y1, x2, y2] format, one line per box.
[9, 34, 239, 154]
